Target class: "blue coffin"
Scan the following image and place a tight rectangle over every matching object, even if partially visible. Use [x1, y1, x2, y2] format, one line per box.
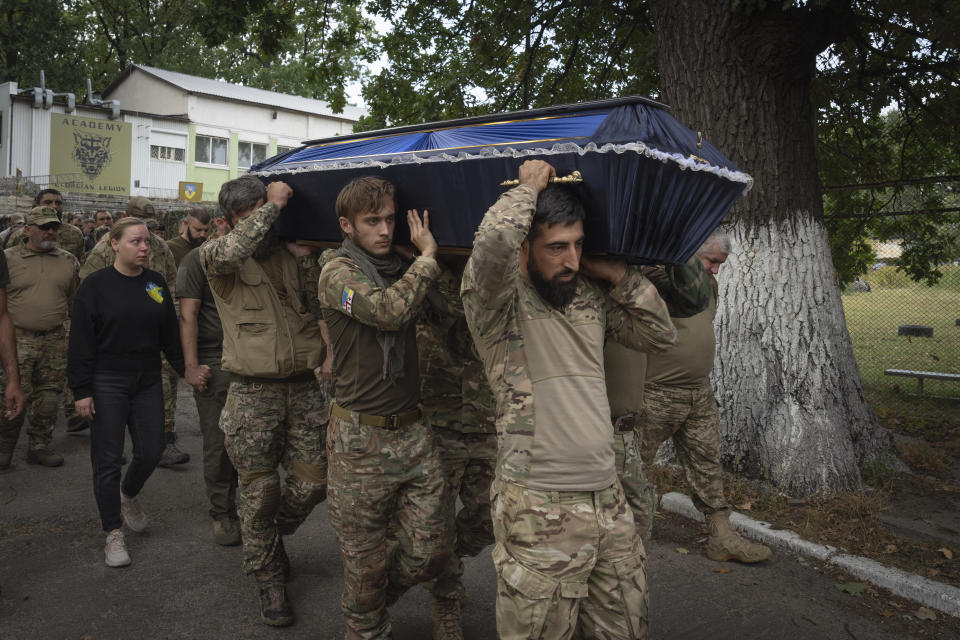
[251, 96, 752, 264]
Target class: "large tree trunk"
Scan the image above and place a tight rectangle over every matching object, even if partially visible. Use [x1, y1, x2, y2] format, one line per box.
[648, 0, 891, 495]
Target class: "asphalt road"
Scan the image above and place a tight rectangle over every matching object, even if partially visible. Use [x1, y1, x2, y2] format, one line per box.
[1, 383, 958, 639]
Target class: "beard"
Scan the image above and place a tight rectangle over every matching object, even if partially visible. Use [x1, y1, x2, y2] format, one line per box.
[185, 227, 203, 247]
[528, 254, 578, 309]
[252, 227, 281, 259]
[35, 240, 58, 252]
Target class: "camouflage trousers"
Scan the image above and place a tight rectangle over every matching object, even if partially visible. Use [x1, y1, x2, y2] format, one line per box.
[326, 412, 447, 640]
[0, 327, 67, 452]
[491, 478, 648, 640]
[613, 423, 656, 547]
[220, 377, 328, 580]
[636, 380, 729, 519]
[161, 359, 178, 434]
[426, 427, 497, 600]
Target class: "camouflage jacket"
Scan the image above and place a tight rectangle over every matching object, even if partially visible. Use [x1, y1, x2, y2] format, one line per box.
[80, 231, 176, 296]
[7, 222, 86, 263]
[318, 250, 440, 413]
[642, 255, 711, 318]
[461, 184, 677, 486]
[417, 264, 496, 433]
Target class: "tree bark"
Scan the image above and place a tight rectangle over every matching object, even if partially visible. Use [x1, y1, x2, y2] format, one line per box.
[648, 0, 891, 495]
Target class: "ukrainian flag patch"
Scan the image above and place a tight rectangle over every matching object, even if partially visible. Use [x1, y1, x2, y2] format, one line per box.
[146, 282, 164, 304]
[341, 286, 354, 315]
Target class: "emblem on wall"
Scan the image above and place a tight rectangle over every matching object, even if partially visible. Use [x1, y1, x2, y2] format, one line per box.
[72, 131, 113, 179]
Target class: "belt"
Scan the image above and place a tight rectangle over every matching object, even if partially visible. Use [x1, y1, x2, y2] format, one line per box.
[331, 403, 421, 429]
[612, 413, 636, 433]
[17, 326, 64, 336]
[229, 371, 316, 385]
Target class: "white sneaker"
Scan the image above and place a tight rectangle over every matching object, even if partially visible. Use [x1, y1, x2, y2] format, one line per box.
[104, 529, 131, 567]
[120, 491, 148, 533]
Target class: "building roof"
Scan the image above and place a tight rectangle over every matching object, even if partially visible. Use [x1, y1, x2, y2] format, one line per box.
[102, 64, 366, 122]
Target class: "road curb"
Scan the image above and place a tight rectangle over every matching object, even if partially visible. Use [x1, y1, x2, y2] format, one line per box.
[660, 491, 960, 618]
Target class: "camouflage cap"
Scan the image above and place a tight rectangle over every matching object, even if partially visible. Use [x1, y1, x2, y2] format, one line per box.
[126, 195, 156, 219]
[26, 206, 61, 227]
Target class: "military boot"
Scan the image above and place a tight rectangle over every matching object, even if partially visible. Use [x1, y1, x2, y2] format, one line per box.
[157, 432, 189, 467]
[704, 510, 772, 563]
[432, 595, 464, 640]
[27, 447, 64, 467]
[0, 447, 13, 470]
[255, 573, 293, 627]
[66, 415, 91, 433]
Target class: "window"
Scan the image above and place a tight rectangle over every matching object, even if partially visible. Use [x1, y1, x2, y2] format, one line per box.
[150, 145, 185, 162]
[195, 135, 228, 165]
[238, 141, 267, 168]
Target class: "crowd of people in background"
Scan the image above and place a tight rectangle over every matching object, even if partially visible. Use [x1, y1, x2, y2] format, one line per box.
[0, 165, 771, 640]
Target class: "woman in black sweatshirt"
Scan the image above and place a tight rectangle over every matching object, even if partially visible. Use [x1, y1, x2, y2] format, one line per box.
[68, 217, 187, 568]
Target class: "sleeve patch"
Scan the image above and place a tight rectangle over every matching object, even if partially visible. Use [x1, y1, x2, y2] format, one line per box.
[341, 286, 355, 315]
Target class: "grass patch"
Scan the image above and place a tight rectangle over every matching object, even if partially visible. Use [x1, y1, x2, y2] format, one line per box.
[896, 440, 952, 474]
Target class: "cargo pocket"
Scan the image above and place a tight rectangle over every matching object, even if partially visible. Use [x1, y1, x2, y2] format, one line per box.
[613, 551, 648, 640]
[492, 544, 557, 639]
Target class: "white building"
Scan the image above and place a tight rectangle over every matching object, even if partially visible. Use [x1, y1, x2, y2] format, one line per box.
[1, 65, 364, 202]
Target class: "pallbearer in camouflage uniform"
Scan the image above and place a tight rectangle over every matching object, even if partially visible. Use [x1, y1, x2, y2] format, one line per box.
[462, 160, 677, 640]
[632, 232, 772, 564]
[0, 207, 79, 468]
[201, 176, 328, 627]
[319, 176, 446, 640]
[604, 257, 711, 545]
[417, 261, 497, 639]
[81, 197, 189, 467]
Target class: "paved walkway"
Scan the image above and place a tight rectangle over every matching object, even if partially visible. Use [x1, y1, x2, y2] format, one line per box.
[1, 384, 958, 639]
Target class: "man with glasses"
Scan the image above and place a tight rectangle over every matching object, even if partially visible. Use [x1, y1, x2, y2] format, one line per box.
[0, 207, 79, 468]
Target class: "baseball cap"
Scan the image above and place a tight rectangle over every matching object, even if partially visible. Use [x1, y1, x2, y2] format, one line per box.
[126, 196, 156, 219]
[26, 206, 61, 227]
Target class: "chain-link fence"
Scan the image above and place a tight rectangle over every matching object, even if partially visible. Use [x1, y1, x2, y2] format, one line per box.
[842, 266, 960, 399]
[832, 176, 960, 400]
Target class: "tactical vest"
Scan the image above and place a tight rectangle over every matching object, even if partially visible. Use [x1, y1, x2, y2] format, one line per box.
[211, 252, 324, 378]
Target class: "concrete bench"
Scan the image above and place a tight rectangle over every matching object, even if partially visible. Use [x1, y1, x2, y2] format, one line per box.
[884, 368, 960, 394]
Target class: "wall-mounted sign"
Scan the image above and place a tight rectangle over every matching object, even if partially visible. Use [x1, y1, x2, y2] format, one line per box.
[179, 181, 203, 202]
[50, 115, 131, 195]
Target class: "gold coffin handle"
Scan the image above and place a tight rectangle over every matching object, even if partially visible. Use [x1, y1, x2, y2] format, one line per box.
[501, 170, 583, 186]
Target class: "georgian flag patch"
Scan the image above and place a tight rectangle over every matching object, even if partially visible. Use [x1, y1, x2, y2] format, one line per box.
[341, 286, 355, 315]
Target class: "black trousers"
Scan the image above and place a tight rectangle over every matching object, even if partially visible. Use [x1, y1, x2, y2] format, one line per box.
[89, 370, 164, 532]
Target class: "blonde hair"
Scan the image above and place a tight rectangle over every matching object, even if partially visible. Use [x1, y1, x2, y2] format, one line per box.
[109, 217, 148, 245]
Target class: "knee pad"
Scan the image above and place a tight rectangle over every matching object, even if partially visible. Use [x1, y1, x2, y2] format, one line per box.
[36, 392, 59, 420]
[243, 473, 281, 520]
[342, 545, 388, 613]
[289, 459, 327, 485]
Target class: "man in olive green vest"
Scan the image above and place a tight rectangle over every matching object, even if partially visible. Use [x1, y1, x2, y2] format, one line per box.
[201, 175, 329, 628]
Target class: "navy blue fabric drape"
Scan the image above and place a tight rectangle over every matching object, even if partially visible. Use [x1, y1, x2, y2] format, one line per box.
[253, 98, 750, 264]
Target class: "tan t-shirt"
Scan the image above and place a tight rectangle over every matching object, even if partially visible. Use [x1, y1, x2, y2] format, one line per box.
[603, 341, 648, 418]
[520, 286, 616, 490]
[644, 280, 718, 387]
[5, 244, 79, 331]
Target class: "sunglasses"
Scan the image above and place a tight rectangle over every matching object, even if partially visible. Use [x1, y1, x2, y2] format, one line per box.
[37, 222, 61, 231]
